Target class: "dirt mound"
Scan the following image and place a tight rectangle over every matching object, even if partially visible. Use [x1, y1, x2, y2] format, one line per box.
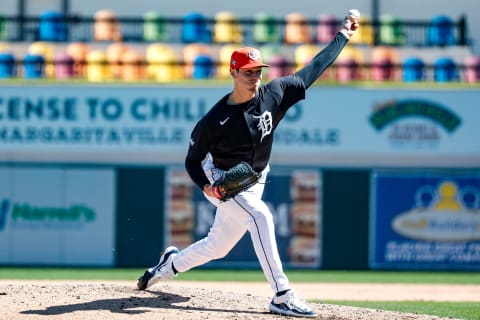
[0, 281, 458, 320]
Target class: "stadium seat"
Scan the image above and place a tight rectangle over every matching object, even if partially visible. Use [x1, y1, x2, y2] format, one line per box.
[182, 12, 211, 43]
[259, 44, 285, 78]
[316, 14, 339, 44]
[39, 10, 67, 42]
[94, 9, 122, 41]
[371, 46, 398, 81]
[143, 11, 168, 42]
[106, 42, 130, 79]
[427, 15, 455, 47]
[54, 52, 74, 79]
[267, 54, 293, 80]
[0, 52, 15, 78]
[192, 54, 216, 79]
[66, 42, 89, 77]
[335, 46, 363, 82]
[213, 11, 243, 44]
[379, 15, 405, 46]
[0, 14, 6, 40]
[434, 56, 458, 82]
[0, 42, 8, 53]
[402, 56, 425, 82]
[464, 55, 480, 83]
[284, 12, 312, 45]
[86, 50, 109, 82]
[218, 44, 238, 79]
[294, 44, 319, 71]
[349, 16, 374, 46]
[121, 50, 146, 81]
[145, 43, 182, 81]
[253, 13, 281, 44]
[182, 42, 212, 78]
[28, 42, 55, 78]
[23, 54, 45, 79]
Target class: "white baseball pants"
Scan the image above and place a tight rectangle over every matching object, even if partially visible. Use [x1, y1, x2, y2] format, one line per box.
[172, 157, 290, 294]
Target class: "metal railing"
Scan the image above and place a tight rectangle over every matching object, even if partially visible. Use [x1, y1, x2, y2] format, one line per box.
[1, 59, 477, 83]
[0, 14, 469, 47]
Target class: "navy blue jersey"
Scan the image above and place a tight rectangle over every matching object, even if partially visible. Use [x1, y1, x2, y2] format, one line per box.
[185, 33, 349, 189]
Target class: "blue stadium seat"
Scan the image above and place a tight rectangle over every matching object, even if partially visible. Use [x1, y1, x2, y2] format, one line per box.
[403, 57, 424, 82]
[0, 52, 15, 78]
[192, 54, 215, 79]
[182, 12, 211, 43]
[24, 54, 45, 79]
[427, 15, 455, 46]
[434, 56, 458, 82]
[39, 11, 67, 42]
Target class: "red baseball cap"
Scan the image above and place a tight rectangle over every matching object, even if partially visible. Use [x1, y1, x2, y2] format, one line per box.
[230, 47, 270, 69]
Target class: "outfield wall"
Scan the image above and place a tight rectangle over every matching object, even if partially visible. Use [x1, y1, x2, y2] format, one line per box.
[0, 85, 479, 270]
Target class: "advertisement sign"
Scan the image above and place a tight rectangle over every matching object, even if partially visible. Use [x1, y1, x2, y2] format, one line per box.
[0, 167, 115, 266]
[165, 166, 322, 269]
[370, 171, 480, 270]
[0, 85, 478, 167]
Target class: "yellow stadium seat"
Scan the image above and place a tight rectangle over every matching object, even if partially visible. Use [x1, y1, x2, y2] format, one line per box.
[86, 50, 109, 82]
[218, 44, 239, 79]
[349, 16, 374, 46]
[145, 43, 182, 81]
[294, 44, 319, 71]
[213, 11, 243, 44]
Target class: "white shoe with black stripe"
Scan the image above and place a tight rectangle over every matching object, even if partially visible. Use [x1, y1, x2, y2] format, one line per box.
[269, 290, 317, 318]
[137, 246, 179, 290]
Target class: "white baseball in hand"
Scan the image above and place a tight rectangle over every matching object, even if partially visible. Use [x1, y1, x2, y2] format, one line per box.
[348, 9, 360, 18]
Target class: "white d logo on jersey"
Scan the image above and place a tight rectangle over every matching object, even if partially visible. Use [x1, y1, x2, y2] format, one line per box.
[253, 111, 272, 142]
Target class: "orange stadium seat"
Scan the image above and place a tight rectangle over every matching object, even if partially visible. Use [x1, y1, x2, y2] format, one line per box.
[94, 9, 122, 41]
[106, 42, 130, 79]
[121, 50, 146, 81]
[370, 46, 399, 81]
[284, 12, 312, 45]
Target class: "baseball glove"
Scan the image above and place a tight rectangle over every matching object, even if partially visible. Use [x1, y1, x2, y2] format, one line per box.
[212, 162, 261, 202]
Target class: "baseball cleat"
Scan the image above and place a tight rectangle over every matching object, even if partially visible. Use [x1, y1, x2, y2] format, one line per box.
[269, 290, 317, 318]
[137, 246, 179, 290]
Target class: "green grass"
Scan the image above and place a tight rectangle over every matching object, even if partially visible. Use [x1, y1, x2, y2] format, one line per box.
[324, 301, 480, 320]
[1, 268, 479, 284]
